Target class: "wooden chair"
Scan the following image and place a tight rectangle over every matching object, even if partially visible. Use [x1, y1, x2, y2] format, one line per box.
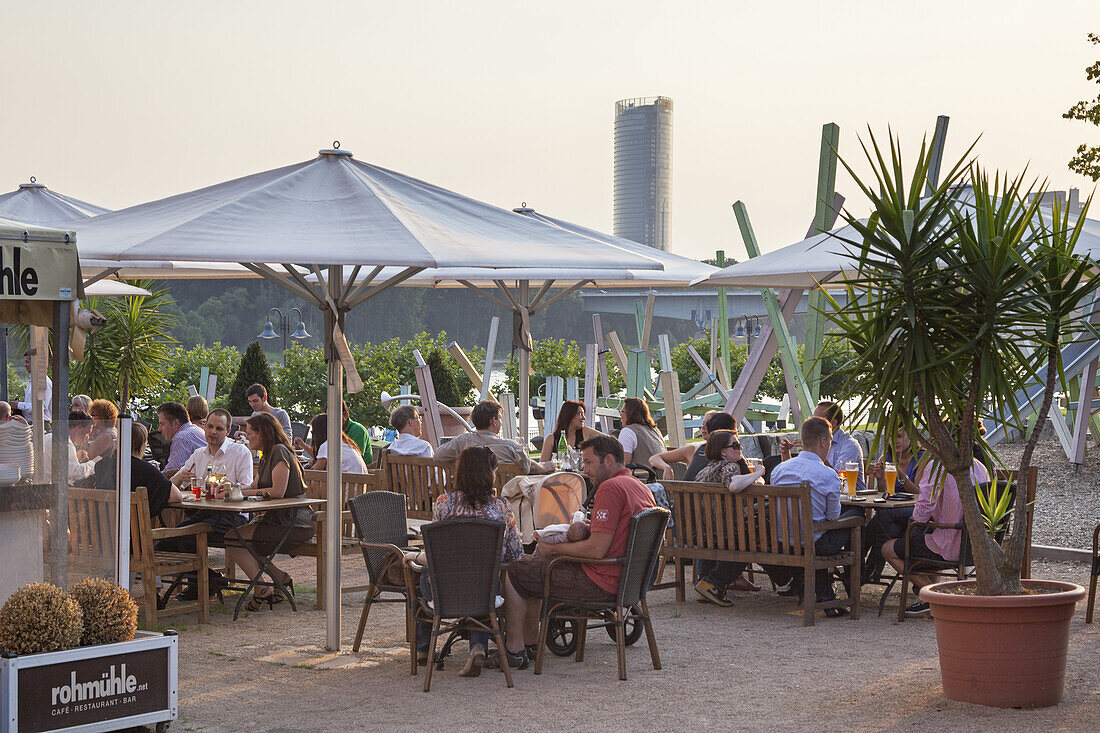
[379, 454, 454, 520]
[1087, 521, 1100, 624]
[534, 508, 669, 681]
[495, 460, 526, 492]
[661, 480, 863, 625]
[292, 469, 380, 609]
[68, 488, 117, 578]
[129, 487, 211, 628]
[879, 467, 1038, 620]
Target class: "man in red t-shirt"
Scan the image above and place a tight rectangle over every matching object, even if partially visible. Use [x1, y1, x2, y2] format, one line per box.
[501, 435, 656, 668]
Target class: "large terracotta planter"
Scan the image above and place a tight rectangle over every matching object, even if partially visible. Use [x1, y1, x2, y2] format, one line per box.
[920, 579, 1085, 708]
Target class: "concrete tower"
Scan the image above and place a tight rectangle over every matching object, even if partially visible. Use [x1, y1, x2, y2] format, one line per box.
[613, 96, 672, 251]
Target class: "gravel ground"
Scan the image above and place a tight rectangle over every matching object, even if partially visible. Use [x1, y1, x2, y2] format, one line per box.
[996, 431, 1100, 550]
[161, 554, 1100, 732]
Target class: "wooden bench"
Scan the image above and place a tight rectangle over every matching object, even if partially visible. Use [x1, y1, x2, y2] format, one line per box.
[68, 488, 117, 579]
[129, 487, 211, 628]
[660, 480, 863, 626]
[378, 454, 455, 520]
[291, 469, 380, 610]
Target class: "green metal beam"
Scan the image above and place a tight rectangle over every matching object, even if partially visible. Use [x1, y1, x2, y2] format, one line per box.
[803, 122, 840, 404]
[733, 201, 814, 418]
[716, 250, 731, 387]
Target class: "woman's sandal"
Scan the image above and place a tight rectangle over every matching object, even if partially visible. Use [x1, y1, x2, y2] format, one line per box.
[246, 592, 275, 612]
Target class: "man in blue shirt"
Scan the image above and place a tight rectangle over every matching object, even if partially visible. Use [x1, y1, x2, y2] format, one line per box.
[770, 415, 855, 614]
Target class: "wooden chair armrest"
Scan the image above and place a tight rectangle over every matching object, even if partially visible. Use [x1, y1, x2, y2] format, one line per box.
[814, 515, 863, 531]
[907, 520, 963, 533]
[150, 522, 212, 540]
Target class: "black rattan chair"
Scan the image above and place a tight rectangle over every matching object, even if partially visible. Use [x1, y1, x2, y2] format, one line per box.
[417, 518, 512, 692]
[534, 507, 669, 681]
[348, 491, 418, 671]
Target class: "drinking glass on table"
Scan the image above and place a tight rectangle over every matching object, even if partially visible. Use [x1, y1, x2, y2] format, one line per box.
[189, 475, 202, 499]
[884, 462, 897, 496]
[844, 461, 859, 497]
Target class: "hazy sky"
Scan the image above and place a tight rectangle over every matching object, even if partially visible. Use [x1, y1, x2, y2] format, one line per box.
[3, 1, 1099, 261]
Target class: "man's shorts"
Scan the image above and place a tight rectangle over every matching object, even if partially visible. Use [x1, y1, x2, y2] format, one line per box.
[508, 555, 616, 603]
[892, 526, 949, 563]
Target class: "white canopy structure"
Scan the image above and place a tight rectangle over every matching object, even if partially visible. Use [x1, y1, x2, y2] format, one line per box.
[695, 189, 1100, 290]
[308, 204, 718, 438]
[0, 180, 110, 227]
[69, 145, 666, 650]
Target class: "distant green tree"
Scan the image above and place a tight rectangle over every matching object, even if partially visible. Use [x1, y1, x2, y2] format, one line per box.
[228, 342, 276, 416]
[1064, 33, 1100, 180]
[272, 344, 328, 422]
[144, 343, 242, 411]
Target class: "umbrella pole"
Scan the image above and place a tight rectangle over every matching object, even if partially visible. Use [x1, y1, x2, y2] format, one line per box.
[324, 267, 343, 651]
[518, 281, 530, 447]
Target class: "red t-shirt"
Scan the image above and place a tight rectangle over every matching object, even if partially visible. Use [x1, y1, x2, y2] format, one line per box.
[584, 468, 656, 593]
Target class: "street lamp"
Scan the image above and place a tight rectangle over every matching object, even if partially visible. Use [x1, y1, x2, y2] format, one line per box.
[259, 307, 311, 364]
[732, 315, 761, 345]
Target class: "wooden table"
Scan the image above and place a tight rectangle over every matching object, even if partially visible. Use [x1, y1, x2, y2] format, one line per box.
[169, 496, 323, 619]
[841, 492, 916, 510]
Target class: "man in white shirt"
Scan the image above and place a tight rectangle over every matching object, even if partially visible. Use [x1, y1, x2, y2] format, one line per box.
[165, 408, 254, 599]
[10, 352, 52, 423]
[42, 410, 97, 484]
[387, 405, 433, 458]
[171, 408, 253, 489]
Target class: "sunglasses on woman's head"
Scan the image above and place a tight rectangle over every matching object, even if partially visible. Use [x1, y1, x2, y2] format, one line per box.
[726, 441, 742, 451]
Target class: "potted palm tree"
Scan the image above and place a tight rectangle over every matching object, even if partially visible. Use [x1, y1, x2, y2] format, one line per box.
[825, 130, 1098, 708]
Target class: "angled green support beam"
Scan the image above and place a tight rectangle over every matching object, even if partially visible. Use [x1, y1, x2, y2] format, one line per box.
[803, 122, 841, 404]
[732, 201, 814, 419]
[716, 250, 731, 388]
[925, 115, 950, 196]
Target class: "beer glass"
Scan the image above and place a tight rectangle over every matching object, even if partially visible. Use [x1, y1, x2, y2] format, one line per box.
[884, 462, 898, 495]
[845, 462, 859, 497]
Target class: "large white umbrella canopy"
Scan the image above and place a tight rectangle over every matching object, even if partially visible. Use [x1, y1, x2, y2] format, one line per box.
[0, 180, 110, 226]
[304, 204, 718, 440]
[74, 147, 663, 271]
[69, 145, 667, 651]
[694, 188, 1100, 290]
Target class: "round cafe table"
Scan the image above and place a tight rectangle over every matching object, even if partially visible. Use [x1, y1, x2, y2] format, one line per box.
[169, 495, 324, 620]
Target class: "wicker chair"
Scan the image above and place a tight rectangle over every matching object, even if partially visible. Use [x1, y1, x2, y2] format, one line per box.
[534, 507, 669, 681]
[348, 491, 419, 671]
[416, 518, 512, 692]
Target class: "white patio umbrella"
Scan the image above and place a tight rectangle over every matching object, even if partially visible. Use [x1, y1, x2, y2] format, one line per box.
[69, 144, 664, 650]
[0, 180, 110, 226]
[83, 280, 152, 297]
[310, 204, 719, 439]
[695, 187, 1100, 290]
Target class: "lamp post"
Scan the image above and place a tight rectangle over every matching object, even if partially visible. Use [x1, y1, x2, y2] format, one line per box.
[732, 315, 761, 350]
[258, 307, 311, 364]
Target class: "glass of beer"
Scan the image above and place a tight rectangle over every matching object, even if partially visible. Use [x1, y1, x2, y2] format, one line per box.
[844, 462, 859, 497]
[884, 462, 897, 495]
